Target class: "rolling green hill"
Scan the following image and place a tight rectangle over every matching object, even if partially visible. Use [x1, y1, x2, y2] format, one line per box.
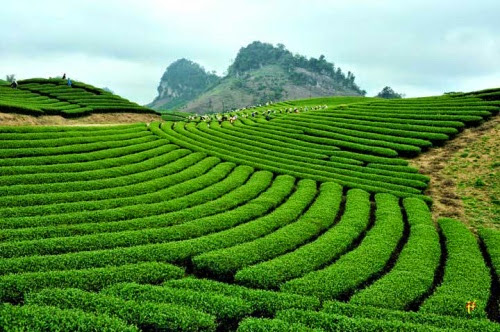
[0, 78, 158, 117]
[0, 88, 499, 331]
[150, 41, 366, 114]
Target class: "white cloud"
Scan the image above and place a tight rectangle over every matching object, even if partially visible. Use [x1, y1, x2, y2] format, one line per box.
[1, 0, 498, 104]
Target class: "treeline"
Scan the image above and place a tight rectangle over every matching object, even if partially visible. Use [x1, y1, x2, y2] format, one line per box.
[228, 41, 366, 95]
[159, 59, 219, 93]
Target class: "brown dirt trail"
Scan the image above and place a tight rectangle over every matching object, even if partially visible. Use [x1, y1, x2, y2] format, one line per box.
[0, 112, 161, 126]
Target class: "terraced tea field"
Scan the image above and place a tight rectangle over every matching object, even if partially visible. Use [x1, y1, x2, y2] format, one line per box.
[0, 82, 499, 331]
[0, 78, 157, 117]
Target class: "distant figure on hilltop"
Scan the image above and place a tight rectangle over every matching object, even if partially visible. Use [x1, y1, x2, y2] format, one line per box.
[10, 79, 18, 89]
[62, 73, 66, 79]
[67, 78, 72, 87]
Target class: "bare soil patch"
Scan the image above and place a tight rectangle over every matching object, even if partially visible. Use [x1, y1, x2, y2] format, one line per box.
[0, 112, 161, 126]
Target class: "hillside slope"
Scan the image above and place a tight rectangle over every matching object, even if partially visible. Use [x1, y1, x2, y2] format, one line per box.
[0, 78, 158, 118]
[0, 88, 499, 331]
[148, 58, 219, 111]
[150, 41, 365, 113]
[410, 115, 499, 230]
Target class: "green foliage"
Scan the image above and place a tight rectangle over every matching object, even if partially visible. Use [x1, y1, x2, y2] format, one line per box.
[161, 122, 430, 200]
[218, 121, 338, 159]
[102, 282, 251, 328]
[276, 309, 445, 331]
[191, 179, 317, 278]
[0, 78, 158, 117]
[323, 301, 500, 332]
[0, 262, 184, 303]
[0, 90, 498, 331]
[479, 228, 500, 289]
[235, 188, 370, 289]
[212, 122, 330, 160]
[164, 278, 320, 316]
[0, 131, 151, 150]
[0, 135, 160, 161]
[0, 303, 138, 332]
[475, 177, 486, 187]
[193, 181, 341, 278]
[376, 86, 404, 99]
[295, 112, 450, 143]
[153, 58, 220, 110]
[0, 143, 181, 187]
[350, 197, 441, 309]
[0, 169, 271, 256]
[0, 177, 301, 278]
[26, 287, 216, 331]
[0, 163, 247, 230]
[282, 193, 404, 300]
[0, 167, 273, 243]
[0, 147, 192, 199]
[160, 58, 219, 93]
[420, 218, 491, 319]
[228, 41, 365, 95]
[237, 317, 316, 332]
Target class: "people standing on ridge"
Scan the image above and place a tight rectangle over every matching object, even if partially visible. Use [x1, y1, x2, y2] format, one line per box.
[62, 73, 66, 80]
[67, 78, 72, 87]
[10, 79, 18, 89]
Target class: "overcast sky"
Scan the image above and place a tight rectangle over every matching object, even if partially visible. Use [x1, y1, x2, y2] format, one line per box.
[1, 0, 499, 104]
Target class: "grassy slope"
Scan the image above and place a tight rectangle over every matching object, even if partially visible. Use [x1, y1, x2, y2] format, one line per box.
[0, 78, 159, 119]
[183, 65, 287, 114]
[0, 89, 499, 330]
[183, 65, 363, 114]
[444, 120, 499, 229]
[273, 96, 371, 107]
[211, 96, 373, 118]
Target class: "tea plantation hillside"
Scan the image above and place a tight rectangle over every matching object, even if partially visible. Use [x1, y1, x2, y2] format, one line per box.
[0, 87, 499, 331]
[0, 78, 158, 117]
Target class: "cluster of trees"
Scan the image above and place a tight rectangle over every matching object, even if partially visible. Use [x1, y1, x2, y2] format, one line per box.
[376, 86, 404, 99]
[159, 59, 219, 96]
[228, 42, 366, 96]
[154, 59, 221, 110]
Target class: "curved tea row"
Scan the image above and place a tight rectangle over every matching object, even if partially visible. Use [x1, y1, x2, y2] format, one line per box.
[0, 92, 498, 331]
[0, 78, 156, 116]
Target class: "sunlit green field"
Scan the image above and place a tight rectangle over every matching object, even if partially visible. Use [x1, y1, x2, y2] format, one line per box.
[0, 81, 499, 331]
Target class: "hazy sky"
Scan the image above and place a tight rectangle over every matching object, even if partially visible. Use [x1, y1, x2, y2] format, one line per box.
[1, 0, 499, 104]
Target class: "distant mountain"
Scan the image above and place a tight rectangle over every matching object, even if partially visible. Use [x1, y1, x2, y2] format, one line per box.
[148, 58, 220, 110]
[149, 41, 366, 113]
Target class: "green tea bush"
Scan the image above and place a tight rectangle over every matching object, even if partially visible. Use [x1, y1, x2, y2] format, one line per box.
[235, 188, 370, 289]
[193, 181, 341, 278]
[102, 282, 251, 326]
[164, 277, 320, 316]
[350, 197, 440, 309]
[420, 218, 491, 319]
[323, 301, 500, 332]
[0, 303, 138, 332]
[282, 193, 404, 300]
[0, 262, 184, 303]
[26, 288, 216, 331]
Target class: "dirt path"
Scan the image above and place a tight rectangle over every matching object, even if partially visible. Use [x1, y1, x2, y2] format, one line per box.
[409, 115, 499, 231]
[0, 112, 162, 126]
